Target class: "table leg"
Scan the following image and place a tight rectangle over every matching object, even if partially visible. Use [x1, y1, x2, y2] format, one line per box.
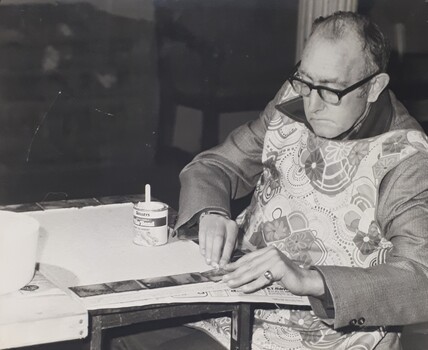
[87, 315, 103, 350]
[230, 303, 253, 350]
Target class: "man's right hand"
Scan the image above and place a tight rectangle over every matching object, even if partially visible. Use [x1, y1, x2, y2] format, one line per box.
[198, 214, 238, 268]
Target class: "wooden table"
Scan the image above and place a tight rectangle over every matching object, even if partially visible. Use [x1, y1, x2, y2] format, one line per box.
[0, 195, 254, 350]
[0, 271, 87, 349]
[87, 303, 253, 350]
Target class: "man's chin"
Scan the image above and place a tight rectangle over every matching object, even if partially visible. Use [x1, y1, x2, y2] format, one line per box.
[309, 123, 340, 139]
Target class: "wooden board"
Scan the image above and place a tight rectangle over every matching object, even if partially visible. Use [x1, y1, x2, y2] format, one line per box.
[28, 203, 210, 288]
[0, 271, 87, 349]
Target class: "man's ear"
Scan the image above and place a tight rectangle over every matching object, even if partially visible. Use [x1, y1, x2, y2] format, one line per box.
[367, 73, 390, 103]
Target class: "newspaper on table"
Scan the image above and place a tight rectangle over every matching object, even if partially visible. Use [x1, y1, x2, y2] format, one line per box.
[69, 268, 310, 310]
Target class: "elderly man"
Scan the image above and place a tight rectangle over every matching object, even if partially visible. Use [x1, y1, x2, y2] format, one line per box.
[174, 11, 428, 350]
[112, 11, 428, 350]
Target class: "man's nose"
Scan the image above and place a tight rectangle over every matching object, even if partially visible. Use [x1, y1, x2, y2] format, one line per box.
[306, 90, 325, 113]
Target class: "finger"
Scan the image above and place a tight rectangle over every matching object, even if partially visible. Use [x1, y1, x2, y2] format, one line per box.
[223, 259, 262, 286]
[198, 225, 207, 257]
[224, 246, 272, 270]
[224, 248, 280, 285]
[239, 275, 272, 294]
[226, 262, 277, 290]
[219, 227, 237, 267]
[210, 230, 225, 266]
[219, 240, 234, 267]
[204, 229, 215, 265]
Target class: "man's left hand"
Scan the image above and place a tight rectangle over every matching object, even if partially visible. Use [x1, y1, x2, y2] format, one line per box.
[222, 246, 325, 297]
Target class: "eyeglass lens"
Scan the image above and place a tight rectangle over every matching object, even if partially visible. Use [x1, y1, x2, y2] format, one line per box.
[291, 79, 340, 104]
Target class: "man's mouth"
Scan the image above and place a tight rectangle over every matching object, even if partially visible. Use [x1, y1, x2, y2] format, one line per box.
[309, 117, 334, 125]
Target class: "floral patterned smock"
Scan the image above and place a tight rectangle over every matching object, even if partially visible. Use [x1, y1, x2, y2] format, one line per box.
[191, 110, 428, 350]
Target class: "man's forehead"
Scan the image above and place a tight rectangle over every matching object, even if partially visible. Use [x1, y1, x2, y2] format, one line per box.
[303, 31, 363, 59]
[300, 35, 365, 82]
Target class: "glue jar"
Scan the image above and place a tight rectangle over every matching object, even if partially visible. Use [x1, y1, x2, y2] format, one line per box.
[133, 201, 169, 246]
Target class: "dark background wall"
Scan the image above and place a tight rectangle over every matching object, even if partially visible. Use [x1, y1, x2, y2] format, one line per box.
[0, 0, 426, 209]
[0, 0, 298, 207]
[359, 0, 428, 127]
[0, 1, 159, 204]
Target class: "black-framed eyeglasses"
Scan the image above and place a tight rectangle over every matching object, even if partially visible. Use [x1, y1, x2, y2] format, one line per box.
[288, 62, 380, 105]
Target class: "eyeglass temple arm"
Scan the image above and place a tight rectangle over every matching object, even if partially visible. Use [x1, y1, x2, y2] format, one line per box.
[337, 71, 380, 98]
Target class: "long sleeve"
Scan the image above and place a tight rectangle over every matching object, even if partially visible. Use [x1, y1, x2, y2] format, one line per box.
[311, 152, 428, 329]
[175, 82, 291, 231]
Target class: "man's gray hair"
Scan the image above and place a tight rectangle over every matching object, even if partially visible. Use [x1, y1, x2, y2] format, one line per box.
[311, 11, 390, 74]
